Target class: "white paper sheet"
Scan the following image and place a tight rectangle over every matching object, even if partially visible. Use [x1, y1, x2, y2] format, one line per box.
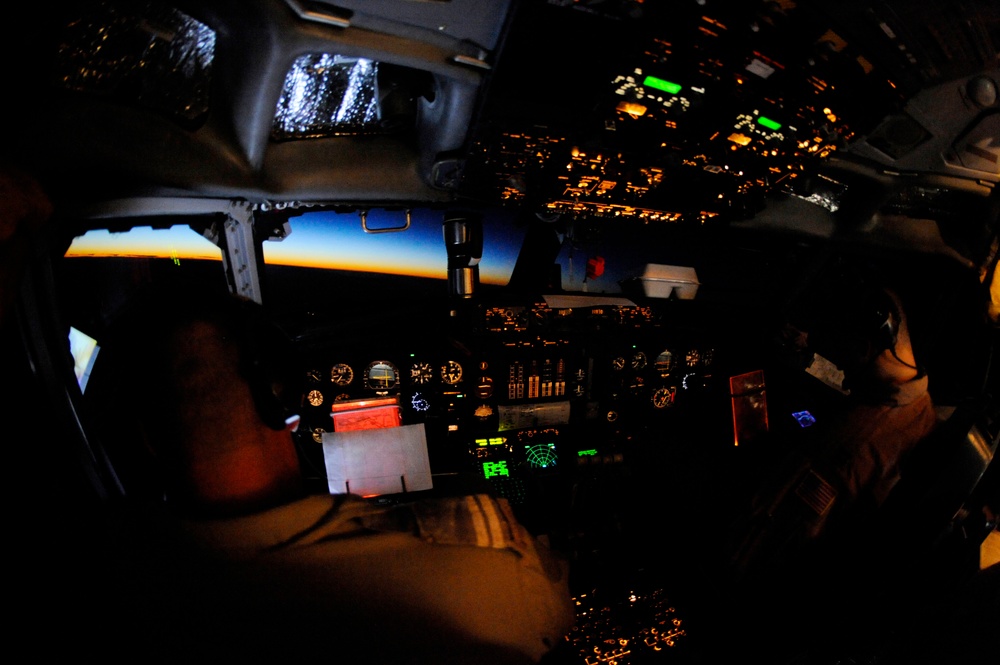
[321, 423, 433, 496]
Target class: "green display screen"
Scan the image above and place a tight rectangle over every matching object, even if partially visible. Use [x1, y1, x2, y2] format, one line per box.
[643, 76, 682, 94]
[483, 460, 510, 479]
[757, 116, 782, 130]
[525, 443, 557, 469]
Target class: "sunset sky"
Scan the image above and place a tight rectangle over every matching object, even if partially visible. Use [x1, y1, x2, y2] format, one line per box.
[66, 208, 527, 285]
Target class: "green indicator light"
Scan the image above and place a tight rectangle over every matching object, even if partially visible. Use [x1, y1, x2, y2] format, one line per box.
[483, 461, 509, 479]
[578, 449, 598, 457]
[758, 116, 782, 130]
[643, 76, 681, 94]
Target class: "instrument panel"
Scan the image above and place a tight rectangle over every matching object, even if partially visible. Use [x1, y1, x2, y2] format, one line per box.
[292, 299, 731, 507]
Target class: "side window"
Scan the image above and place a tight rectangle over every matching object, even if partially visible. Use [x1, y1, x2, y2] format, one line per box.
[60, 224, 226, 340]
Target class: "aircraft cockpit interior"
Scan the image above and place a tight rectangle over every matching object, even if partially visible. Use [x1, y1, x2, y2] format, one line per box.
[3, 1, 999, 663]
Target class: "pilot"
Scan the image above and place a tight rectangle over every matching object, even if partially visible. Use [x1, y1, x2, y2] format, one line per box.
[722, 273, 938, 656]
[0, 164, 52, 327]
[96, 286, 575, 664]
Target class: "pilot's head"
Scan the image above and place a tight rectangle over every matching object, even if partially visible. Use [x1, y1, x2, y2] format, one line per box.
[796, 275, 921, 395]
[106, 286, 304, 516]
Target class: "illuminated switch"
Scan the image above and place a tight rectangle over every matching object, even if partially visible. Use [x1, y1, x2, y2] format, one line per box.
[527, 361, 540, 399]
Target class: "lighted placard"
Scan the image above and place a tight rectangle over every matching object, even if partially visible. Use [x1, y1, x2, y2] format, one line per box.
[730, 370, 768, 447]
[331, 396, 401, 432]
[757, 116, 782, 131]
[643, 76, 682, 95]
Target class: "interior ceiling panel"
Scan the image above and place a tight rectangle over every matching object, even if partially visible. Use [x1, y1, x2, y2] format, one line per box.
[457, 0, 999, 222]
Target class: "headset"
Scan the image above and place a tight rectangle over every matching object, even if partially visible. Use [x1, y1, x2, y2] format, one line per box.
[125, 285, 301, 432]
[800, 274, 917, 373]
[228, 296, 302, 432]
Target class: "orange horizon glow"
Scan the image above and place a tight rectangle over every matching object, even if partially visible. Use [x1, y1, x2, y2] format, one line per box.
[65, 224, 513, 285]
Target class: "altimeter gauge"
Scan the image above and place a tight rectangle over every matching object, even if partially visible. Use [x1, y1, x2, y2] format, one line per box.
[331, 363, 354, 386]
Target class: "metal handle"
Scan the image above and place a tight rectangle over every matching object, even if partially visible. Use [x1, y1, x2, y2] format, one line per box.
[361, 209, 411, 234]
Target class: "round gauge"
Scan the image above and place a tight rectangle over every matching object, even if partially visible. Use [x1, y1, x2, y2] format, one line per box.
[685, 349, 700, 367]
[311, 428, 326, 444]
[306, 389, 325, 407]
[607, 410, 618, 422]
[410, 392, 431, 412]
[611, 356, 626, 371]
[631, 351, 647, 369]
[331, 363, 354, 386]
[655, 349, 675, 375]
[652, 386, 676, 409]
[305, 368, 323, 383]
[410, 361, 434, 385]
[364, 360, 399, 391]
[441, 360, 463, 384]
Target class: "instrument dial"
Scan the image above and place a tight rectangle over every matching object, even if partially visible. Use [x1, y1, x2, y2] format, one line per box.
[685, 349, 700, 367]
[631, 351, 647, 369]
[441, 360, 463, 385]
[655, 349, 675, 375]
[364, 360, 399, 391]
[611, 356, 626, 371]
[331, 363, 354, 386]
[306, 389, 324, 407]
[652, 386, 676, 409]
[410, 361, 434, 385]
